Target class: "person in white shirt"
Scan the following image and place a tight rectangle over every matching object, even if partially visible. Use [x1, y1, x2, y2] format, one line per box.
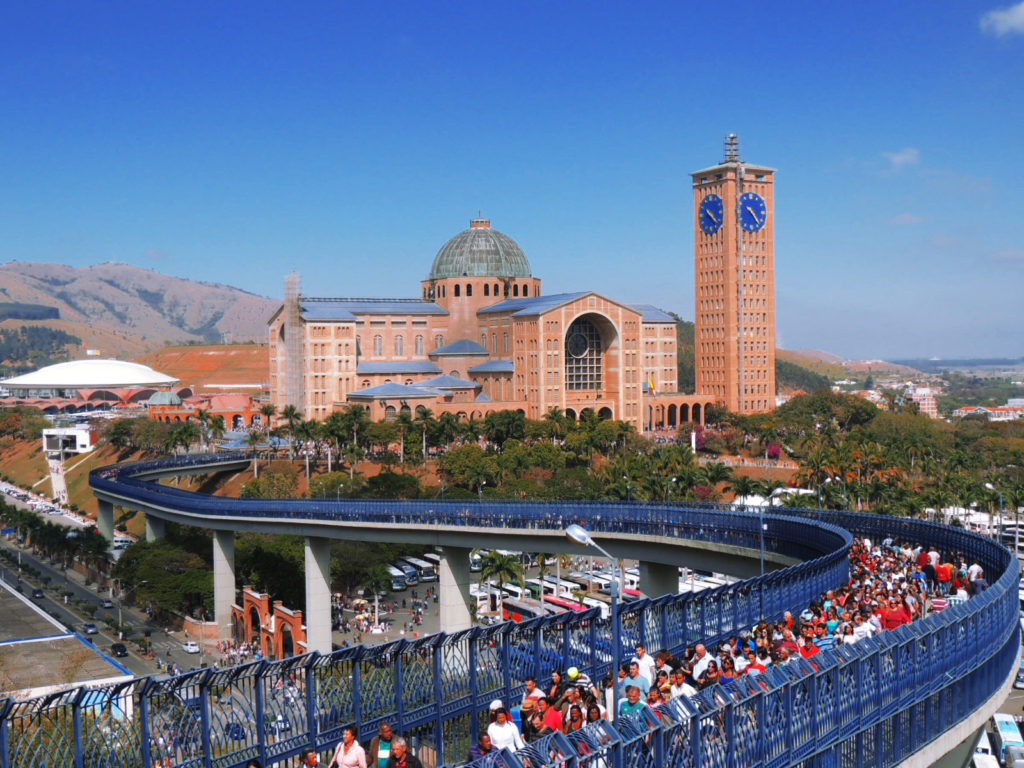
[668, 668, 697, 698]
[487, 708, 525, 752]
[630, 644, 656, 686]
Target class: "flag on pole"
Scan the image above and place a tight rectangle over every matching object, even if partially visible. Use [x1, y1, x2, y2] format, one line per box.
[647, 372, 655, 396]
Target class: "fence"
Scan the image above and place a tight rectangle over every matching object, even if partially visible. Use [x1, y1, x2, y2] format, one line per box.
[0, 455, 1015, 768]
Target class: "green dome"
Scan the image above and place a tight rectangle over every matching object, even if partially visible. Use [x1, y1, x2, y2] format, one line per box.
[428, 218, 531, 279]
[148, 391, 181, 405]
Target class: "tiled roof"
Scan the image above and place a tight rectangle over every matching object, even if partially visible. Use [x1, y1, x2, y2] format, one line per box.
[631, 304, 677, 323]
[477, 292, 589, 316]
[346, 383, 440, 399]
[468, 360, 515, 374]
[416, 375, 479, 389]
[475, 392, 492, 402]
[430, 339, 489, 356]
[356, 361, 442, 374]
[300, 298, 447, 321]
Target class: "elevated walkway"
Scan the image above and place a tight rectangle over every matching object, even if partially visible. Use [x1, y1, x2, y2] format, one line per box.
[0, 453, 1013, 768]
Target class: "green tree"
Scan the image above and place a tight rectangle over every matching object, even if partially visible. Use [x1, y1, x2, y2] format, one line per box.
[477, 550, 525, 592]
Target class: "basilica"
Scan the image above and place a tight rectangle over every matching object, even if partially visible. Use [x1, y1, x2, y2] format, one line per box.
[269, 217, 711, 431]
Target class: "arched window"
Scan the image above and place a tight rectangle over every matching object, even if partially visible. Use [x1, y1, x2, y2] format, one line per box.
[513, 284, 519, 297]
[362, 379, 371, 388]
[384, 405, 396, 421]
[494, 283, 499, 296]
[503, 333, 508, 353]
[466, 283, 472, 297]
[434, 334, 444, 349]
[481, 332, 487, 348]
[373, 335, 383, 356]
[523, 284, 529, 296]
[484, 284, 490, 297]
[395, 335, 404, 356]
[415, 335, 424, 355]
[565, 316, 602, 391]
[454, 284, 461, 297]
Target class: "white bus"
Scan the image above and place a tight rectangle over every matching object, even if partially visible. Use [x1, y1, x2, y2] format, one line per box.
[400, 556, 437, 582]
[392, 562, 419, 587]
[992, 713, 1024, 764]
[385, 565, 408, 592]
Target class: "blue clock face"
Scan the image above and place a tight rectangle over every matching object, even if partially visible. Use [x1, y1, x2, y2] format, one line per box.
[698, 194, 724, 235]
[738, 192, 767, 232]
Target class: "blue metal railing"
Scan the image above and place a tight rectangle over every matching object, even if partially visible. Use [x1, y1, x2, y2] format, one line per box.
[0, 456, 1015, 768]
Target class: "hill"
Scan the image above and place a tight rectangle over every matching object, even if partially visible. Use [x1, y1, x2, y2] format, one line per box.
[136, 344, 269, 392]
[0, 262, 278, 359]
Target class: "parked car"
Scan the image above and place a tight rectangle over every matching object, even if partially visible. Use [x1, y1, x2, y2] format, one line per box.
[110, 643, 128, 657]
[31, 588, 44, 599]
[99, 599, 114, 609]
[182, 641, 201, 654]
[83, 623, 98, 635]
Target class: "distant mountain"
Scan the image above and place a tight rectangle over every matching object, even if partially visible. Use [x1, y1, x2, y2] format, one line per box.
[0, 262, 278, 359]
[791, 349, 845, 364]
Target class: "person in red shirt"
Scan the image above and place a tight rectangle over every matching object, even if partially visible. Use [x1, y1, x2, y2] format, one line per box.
[536, 697, 564, 733]
[882, 598, 910, 630]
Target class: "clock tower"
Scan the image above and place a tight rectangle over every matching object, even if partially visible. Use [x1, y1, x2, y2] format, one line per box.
[692, 134, 776, 415]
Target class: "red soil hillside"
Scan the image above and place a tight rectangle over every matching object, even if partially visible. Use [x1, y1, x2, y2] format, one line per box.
[136, 344, 270, 393]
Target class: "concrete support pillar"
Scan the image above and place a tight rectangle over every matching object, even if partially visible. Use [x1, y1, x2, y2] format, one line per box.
[438, 546, 474, 634]
[97, 500, 114, 545]
[212, 530, 235, 640]
[304, 536, 332, 654]
[639, 561, 679, 599]
[145, 514, 166, 542]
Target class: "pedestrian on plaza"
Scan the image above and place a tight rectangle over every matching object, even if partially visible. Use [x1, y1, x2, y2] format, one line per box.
[384, 737, 422, 768]
[367, 722, 394, 768]
[328, 726, 366, 768]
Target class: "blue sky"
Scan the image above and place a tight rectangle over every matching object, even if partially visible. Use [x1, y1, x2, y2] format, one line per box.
[1, 1, 1022, 360]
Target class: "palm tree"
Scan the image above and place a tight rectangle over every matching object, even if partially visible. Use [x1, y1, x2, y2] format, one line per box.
[260, 403, 277, 431]
[477, 550, 525, 594]
[247, 431, 264, 476]
[729, 475, 765, 503]
[395, 411, 415, 465]
[281, 404, 303, 447]
[363, 565, 392, 627]
[208, 415, 226, 448]
[195, 408, 211, 451]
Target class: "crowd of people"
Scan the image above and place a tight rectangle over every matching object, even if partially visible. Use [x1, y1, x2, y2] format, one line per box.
[460, 534, 990, 761]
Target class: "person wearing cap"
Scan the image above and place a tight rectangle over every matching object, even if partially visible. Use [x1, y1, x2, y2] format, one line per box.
[565, 666, 596, 700]
[487, 699, 504, 724]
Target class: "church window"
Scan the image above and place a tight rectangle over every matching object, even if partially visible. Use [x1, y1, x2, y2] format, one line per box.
[395, 335, 404, 356]
[494, 283, 499, 296]
[385, 405, 396, 421]
[484, 284, 489, 296]
[513, 284, 519, 297]
[466, 283, 473, 297]
[415, 335, 424, 355]
[481, 332, 487, 347]
[373, 335, 383, 356]
[503, 333, 508, 353]
[492, 333, 497, 354]
[454, 285, 461, 297]
[564, 316, 602, 391]
[523, 284, 529, 296]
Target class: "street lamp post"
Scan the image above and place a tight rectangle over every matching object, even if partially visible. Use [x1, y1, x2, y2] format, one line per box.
[623, 475, 631, 503]
[479, 480, 486, 500]
[565, 524, 620, 720]
[666, 477, 677, 503]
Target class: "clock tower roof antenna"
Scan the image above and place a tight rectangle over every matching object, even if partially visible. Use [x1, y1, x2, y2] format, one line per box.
[724, 133, 741, 163]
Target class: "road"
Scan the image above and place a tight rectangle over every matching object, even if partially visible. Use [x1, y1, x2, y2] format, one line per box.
[0, 536, 209, 678]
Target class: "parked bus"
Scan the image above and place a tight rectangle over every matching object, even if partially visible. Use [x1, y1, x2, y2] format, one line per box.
[500, 582, 527, 600]
[543, 595, 586, 613]
[501, 597, 548, 623]
[992, 713, 1024, 764]
[469, 552, 482, 572]
[400, 556, 437, 582]
[392, 562, 419, 587]
[422, 552, 441, 568]
[385, 565, 407, 592]
[540, 575, 578, 597]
